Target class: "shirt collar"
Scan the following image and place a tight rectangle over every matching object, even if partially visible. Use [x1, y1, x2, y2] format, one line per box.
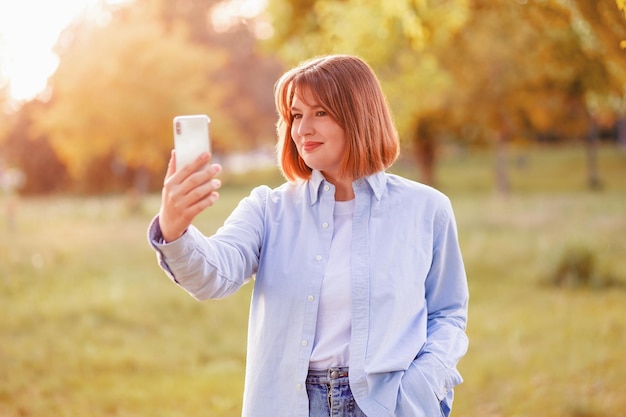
[308, 170, 387, 205]
[362, 170, 386, 201]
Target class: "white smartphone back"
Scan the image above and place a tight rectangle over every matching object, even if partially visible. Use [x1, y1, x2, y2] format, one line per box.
[173, 115, 211, 170]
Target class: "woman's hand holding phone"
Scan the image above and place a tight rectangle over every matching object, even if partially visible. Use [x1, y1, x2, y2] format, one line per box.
[158, 150, 222, 243]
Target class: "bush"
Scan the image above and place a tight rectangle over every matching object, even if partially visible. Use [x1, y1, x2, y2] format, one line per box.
[547, 246, 623, 289]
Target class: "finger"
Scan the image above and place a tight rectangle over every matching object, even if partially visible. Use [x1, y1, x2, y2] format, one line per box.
[165, 152, 211, 190]
[177, 152, 211, 178]
[187, 191, 221, 218]
[208, 191, 220, 205]
[183, 178, 222, 207]
[174, 162, 221, 197]
[171, 186, 220, 229]
[210, 163, 222, 177]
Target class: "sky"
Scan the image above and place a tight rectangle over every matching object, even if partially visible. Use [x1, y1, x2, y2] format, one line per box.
[0, 0, 120, 102]
[0, 0, 266, 104]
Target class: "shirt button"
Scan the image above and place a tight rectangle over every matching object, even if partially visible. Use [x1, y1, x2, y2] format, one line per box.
[324, 185, 330, 191]
[301, 340, 308, 347]
[307, 295, 314, 302]
[296, 383, 303, 390]
[322, 222, 329, 229]
[315, 255, 322, 261]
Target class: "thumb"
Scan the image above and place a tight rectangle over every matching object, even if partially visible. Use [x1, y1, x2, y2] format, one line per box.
[165, 150, 177, 178]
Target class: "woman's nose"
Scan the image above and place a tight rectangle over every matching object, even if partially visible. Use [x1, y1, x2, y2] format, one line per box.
[297, 116, 314, 136]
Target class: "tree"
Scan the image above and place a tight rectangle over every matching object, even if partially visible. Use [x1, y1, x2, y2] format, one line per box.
[264, 0, 469, 186]
[435, 0, 626, 192]
[35, 3, 234, 192]
[574, 0, 626, 69]
[572, 0, 626, 177]
[436, 0, 610, 193]
[264, 0, 626, 192]
[150, 0, 284, 150]
[1, 101, 68, 194]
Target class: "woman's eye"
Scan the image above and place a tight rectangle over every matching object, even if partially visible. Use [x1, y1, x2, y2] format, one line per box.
[316, 111, 327, 117]
[291, 113, 302, 120]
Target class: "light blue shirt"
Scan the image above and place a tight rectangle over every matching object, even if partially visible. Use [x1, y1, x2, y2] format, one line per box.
[148, 170, 469, 417]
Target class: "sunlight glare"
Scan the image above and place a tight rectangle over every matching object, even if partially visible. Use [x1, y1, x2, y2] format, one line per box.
[0, 0, 267, 105]
[0, 0, 126, 103]
[211, 0, 271, 38]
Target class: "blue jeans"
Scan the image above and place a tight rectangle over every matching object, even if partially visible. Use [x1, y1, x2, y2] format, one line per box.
[306, 367, 367, 417]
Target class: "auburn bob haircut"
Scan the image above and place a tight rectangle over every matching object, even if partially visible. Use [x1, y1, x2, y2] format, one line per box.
[274, 55, 399, 182]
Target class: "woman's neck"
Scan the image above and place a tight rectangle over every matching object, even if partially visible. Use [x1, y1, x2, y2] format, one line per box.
[323, 172, 355, 201]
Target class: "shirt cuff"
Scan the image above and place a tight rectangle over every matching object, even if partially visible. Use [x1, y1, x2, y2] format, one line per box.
[147, 215, 190, 247]
[147, 215, 195, 282]
[147, 215, 202, 265]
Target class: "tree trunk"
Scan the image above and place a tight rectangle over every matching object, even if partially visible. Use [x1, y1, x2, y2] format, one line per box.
[617, 116, 626, 151]
[494, 132, 509, 195]
[586, 120, 603, 191]
[413, 118, 437, 187]
[413, 135, 436, 186]
[494, 116, 510, 195]
[126, 165, 150, 213]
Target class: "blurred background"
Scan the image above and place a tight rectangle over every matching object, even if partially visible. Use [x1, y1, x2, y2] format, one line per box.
[0, 0, 625, 195]
[1, 0, 625, 416]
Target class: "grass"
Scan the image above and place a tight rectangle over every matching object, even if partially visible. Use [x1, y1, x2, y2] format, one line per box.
[452, 191, 626, 417]
[1, 144, 625, 417]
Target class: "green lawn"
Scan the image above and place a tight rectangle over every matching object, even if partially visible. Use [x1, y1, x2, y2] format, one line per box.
[1, 144, 625, 416]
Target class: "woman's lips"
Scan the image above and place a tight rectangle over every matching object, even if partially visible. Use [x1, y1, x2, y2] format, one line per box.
[302, 142, 322, 152]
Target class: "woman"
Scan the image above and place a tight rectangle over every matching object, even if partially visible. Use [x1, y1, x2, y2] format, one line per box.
[149, 54, 469, 417]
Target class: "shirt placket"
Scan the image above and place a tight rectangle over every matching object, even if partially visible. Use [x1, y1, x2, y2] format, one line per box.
[295, 181, 336, 406]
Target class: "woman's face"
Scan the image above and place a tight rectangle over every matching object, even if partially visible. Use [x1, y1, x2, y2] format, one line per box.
[290, 89, 347, 181]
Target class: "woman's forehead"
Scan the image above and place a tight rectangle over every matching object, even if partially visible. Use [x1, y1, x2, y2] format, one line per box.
[291, 84, 322, 107]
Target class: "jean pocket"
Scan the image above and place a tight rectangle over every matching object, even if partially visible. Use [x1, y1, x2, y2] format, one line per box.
[396, 363, 445, 417]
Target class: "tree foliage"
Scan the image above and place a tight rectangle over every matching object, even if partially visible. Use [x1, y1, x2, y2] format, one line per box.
[265, 0, 469, 134]
[35, 4, 233, 184]
[153, 0, 283, 149]
[2, 101, 68, 194]
[3, 0, 625, 194]
[570, 0, 626, 122]
[265, 0, 626, 190]
[21, 0, 286, 193]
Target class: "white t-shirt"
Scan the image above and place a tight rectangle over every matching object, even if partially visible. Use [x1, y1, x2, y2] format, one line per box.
[309, 199, 354, 370]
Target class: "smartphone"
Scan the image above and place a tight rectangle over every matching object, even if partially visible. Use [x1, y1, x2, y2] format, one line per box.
[173, 114, 211, 170]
